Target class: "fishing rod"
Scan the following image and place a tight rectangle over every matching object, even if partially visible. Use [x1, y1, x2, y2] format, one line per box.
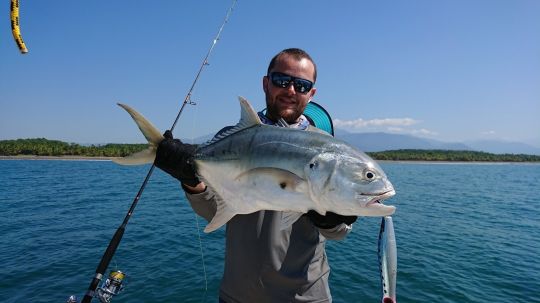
[76, 1, 237, 302]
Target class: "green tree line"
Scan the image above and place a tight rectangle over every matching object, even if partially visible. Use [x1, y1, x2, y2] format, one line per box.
[367, 149, 540, 162]
[1, 139, 540, 162]
[0, 138, 147, 157]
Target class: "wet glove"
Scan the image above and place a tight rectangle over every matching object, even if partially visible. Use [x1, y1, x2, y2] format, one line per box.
[154, 130, 200, 187]
[307, 210, 357, 229]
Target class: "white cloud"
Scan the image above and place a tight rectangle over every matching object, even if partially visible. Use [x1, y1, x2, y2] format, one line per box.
[412, 128, 438, 136]
[333, 117, 420, 129]
[481, 130, 496, 135]
[387, 127, 438, 137]
[334, 117, 438, 137]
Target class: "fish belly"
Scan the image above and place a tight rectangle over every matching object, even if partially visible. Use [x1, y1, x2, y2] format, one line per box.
[197, 161, 314, 214]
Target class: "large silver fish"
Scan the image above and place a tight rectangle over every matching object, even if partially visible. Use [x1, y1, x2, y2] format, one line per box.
[114, 97, 396, 232]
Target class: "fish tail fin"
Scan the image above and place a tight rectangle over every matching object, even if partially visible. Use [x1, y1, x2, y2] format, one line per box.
[112, 103, 164, 165]
[112, 147, 157, 165]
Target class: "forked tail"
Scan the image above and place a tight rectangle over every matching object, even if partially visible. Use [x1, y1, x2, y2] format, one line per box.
[113, 103, 164, 165]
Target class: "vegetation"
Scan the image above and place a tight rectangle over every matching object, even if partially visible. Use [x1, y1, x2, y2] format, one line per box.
[0, 138, 147, 157]
[1, 139, 539, 162]
[367, 149, 540, 162]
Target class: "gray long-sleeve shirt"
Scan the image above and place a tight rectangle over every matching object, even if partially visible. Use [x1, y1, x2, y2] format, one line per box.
[184, 123, 353, 303]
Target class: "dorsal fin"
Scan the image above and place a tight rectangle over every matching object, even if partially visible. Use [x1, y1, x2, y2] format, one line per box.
[238, 96, 262, 128]
[200, 96, 262, 147]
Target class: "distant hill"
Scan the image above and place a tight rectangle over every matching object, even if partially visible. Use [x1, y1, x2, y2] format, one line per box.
[190, 130, 540, 155]
[184, 133, 215, 144]
[333, 130, 540, 155]
[334, 130, 469, 152]
[464, 140, 540, 155]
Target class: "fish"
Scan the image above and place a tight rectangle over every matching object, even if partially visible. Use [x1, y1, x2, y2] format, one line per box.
[378, 216, 398, 303]
[114, 96, 396, 232]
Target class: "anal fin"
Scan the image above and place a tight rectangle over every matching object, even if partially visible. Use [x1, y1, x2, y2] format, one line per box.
[203, 188, 236, 233]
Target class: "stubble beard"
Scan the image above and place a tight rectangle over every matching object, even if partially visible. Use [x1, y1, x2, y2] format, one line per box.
[266, 98, 302, 123]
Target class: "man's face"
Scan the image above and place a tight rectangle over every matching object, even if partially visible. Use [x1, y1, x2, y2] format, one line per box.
[263, 54, 317, 123]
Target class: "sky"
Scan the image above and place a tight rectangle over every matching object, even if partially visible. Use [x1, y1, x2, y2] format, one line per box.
[1, 0, 539, 147]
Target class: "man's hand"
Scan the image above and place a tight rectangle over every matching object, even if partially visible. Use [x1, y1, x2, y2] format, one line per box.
[154, 130, 201, 187]
[307, 210, 357, 229]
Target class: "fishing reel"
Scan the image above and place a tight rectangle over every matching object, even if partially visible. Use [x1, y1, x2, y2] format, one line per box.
[67, 270, 126, 303]
[95, 270, 126, 303]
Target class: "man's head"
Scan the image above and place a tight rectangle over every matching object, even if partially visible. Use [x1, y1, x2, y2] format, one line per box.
[263, 48, 317, 123]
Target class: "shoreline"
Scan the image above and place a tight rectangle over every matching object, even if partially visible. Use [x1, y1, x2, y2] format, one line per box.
[377, 160, 539, 165]
[0, 155, 119, 161]
[1, 155, 538, 165]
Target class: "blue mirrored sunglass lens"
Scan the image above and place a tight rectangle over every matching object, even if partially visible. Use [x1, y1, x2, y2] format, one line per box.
[271, 75, 292, 87]
[277, 79, 292, 88]
[270, 73, 312, 93]
[294, 80, 312, 93]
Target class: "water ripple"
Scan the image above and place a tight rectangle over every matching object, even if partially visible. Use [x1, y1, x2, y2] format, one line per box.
[1, 161, 539, 302]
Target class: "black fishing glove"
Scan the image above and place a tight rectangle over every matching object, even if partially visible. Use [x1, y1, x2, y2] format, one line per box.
[307, 210, 357, 229]
[154, 130, 200, 187]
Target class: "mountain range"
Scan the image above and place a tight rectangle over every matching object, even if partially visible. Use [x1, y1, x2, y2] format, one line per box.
[334, 130, 540, 155]
[189, 130, 540, 155]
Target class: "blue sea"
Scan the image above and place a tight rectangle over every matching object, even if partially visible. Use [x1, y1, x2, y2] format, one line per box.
[1, 160, 539, 302]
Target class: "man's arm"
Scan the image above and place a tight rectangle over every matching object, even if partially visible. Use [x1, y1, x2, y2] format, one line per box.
[154, 130, 218, 221]
[154, 130, 200, 187]
[183, 182, 206, 194]
[182, 184, 217, 223]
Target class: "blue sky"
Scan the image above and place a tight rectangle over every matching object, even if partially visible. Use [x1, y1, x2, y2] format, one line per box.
[1, 1, 539, 146]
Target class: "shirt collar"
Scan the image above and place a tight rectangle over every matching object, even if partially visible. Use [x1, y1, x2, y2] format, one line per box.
[257, 112, 310, 130]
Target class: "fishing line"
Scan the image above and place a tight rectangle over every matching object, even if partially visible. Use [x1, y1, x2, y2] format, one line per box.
[80, 1, 237, 302]
[188, 102, 209, 300]
[194, 212, 209, 302]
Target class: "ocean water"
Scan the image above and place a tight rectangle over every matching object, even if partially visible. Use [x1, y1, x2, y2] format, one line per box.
[0, 160, 539, 303]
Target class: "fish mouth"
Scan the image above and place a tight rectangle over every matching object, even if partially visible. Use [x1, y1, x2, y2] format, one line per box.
[366, 190, 396, 206]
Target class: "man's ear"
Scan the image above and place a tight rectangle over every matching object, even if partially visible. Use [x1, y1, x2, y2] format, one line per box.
[309, 87, 317, 101]
[262, 75, 269, 94]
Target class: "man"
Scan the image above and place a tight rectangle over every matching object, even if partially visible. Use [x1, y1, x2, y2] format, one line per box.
[155, 48, 357, 302]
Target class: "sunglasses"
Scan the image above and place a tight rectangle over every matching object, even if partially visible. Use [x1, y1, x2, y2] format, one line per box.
[269, 72, 314, 94]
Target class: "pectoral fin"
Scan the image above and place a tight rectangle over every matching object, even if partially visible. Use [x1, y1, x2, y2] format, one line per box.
[204, 190, 236, 233]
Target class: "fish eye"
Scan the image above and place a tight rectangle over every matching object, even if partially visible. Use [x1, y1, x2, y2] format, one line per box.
[309, 162, 317, 169]
[364, 169, 376, 181]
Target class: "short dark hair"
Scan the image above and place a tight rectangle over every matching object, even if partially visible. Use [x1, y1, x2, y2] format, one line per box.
[267, 48, 317, 82]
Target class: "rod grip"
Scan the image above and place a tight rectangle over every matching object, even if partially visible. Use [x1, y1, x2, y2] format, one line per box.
[81, 227, 125, 303]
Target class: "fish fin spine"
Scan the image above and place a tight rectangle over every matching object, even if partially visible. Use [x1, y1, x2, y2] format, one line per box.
[200, 96, 261, 148]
